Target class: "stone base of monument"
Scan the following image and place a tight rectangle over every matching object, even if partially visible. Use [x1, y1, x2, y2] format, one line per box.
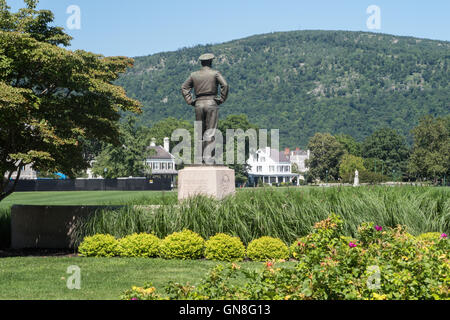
[178, 165, 235, 201]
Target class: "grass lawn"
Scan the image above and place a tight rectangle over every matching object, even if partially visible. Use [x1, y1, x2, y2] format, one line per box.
[0, 190, 176, 210]
[0, 257, 284, 300]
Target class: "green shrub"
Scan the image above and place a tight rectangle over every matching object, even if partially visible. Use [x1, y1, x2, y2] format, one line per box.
[289, 236, 307, 259]
[160, 229, 205, 260]
[118, 233, 160, 257]
[417, 232, 442, 242]
[78, 234, 119, 257]
[204, 233, 245, 262]
[246, 236, 289, 261]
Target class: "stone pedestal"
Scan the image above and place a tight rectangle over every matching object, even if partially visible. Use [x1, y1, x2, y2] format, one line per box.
[178, 165, 235, 201]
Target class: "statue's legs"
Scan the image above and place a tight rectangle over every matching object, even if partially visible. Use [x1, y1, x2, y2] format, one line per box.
[195, 100, 219, 164]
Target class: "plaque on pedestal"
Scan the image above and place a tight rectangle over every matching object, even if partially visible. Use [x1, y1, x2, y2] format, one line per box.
[178, 165, 235, 201]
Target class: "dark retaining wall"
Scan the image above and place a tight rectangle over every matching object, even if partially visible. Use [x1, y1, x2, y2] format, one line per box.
[11, 205, 123, 249]
[13, 177, 172, 192]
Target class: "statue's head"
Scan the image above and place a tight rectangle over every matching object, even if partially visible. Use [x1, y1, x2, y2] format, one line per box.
[199, 53, 214, 67]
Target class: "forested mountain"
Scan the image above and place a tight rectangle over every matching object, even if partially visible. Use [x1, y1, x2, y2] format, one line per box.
[116, 30, 450, 148]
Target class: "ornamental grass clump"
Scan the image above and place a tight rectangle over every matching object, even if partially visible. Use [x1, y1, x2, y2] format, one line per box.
[204, 233, 246, 262]
[246, 236, 289, 261]
[118, 233, 161, 258]
[160, 229, 205, 260]
[78, 234, 119, 257]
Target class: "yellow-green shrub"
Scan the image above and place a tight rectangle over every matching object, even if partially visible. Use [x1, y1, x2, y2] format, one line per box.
[160, 229, 205, 260]
[246, 236, 289, 261]
[205, 233, 245, 262]
[417, 232, 442, 243]
[78, 234, 119, 257]
[118, 233, 160, 257]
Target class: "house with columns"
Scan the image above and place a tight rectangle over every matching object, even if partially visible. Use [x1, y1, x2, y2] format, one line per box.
[247, 147, 300, 186]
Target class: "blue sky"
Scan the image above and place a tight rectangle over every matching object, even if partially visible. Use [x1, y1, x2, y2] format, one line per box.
[9, 0, 450, 57]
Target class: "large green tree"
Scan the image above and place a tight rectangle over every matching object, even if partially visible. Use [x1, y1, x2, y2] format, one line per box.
[0, 0, 141, 200]
[218, 114, 259, 185]
[305, 133, 346, 181]
[140, 117, 194, 152]
[339, 154, 366, 183]
[335, 134, 361, 157]
[92, 117, 146, 178]
[361, 128, 410, 178]
[408, 115, 450, 182]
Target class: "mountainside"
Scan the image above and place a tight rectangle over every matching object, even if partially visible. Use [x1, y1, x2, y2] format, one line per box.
[116, 30, 450, 148]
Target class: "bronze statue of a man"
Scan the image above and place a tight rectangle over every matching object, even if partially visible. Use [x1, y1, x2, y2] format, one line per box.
[181, 53, 229, 164]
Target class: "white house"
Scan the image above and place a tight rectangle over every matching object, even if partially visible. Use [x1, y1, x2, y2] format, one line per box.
[247, 147, 300, 186]
[5, 163, 37, 180]
[287, 148, 310, 180]
[145, 137, 177, 186]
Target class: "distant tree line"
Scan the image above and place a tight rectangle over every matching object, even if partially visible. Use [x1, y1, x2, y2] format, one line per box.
[305, 115, 450, 184]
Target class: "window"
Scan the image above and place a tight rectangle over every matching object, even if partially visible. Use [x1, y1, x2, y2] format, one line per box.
[269, 166, 274, 172]
[257, 166, 262, 173]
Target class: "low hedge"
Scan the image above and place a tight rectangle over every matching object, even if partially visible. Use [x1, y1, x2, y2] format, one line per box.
[78, 234, 119, 257]
[160, 229, 205, 260]
[246, 236, 289, 261]
[204, 233, 246, 262]
[118, 233, 160, 258]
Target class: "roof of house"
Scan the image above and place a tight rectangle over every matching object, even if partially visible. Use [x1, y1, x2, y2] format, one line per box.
[291, 149, 309, 156]
[146, 146, 173, 160]
[269, 149, 290, 163]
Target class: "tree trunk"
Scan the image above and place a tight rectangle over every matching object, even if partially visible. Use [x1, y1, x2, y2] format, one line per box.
[0, 164, 23, 202]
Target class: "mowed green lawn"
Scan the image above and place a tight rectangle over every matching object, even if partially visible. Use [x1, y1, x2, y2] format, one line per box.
[0, 257, 279, 300]
[0, 190, 176, 210]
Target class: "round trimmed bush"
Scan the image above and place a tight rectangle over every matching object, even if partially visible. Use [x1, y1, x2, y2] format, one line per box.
[78, 234, 119, 257]
[160, 229, 205, 260]
[118, 233, 161, 257]
[205, 233, 246, 262]
[247, 236, 289, 261]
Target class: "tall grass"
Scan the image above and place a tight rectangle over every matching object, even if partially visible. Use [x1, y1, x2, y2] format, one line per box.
[74, 186, 450, 246]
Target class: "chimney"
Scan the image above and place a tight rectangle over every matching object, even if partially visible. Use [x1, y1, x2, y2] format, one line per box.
[284, 148, 290, 155]
[150, 138, 156, 147]
[163, 137, 170, 152]
[296, 147, 300, 151]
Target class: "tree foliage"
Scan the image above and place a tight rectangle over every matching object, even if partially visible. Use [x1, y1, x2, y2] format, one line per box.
[0, 0, 141, 200]
[92, 117, 147, 179]
[306, 133, 346, 181]
[339, 154, 366, 183]
[408, 115, 450, 181]
[361, 128, 410, 177]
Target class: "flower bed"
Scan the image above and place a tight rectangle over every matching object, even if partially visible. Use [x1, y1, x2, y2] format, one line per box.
[119, 214, 449, 300]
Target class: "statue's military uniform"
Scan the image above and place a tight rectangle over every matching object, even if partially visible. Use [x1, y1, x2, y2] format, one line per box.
[181, 54, 229, 163]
